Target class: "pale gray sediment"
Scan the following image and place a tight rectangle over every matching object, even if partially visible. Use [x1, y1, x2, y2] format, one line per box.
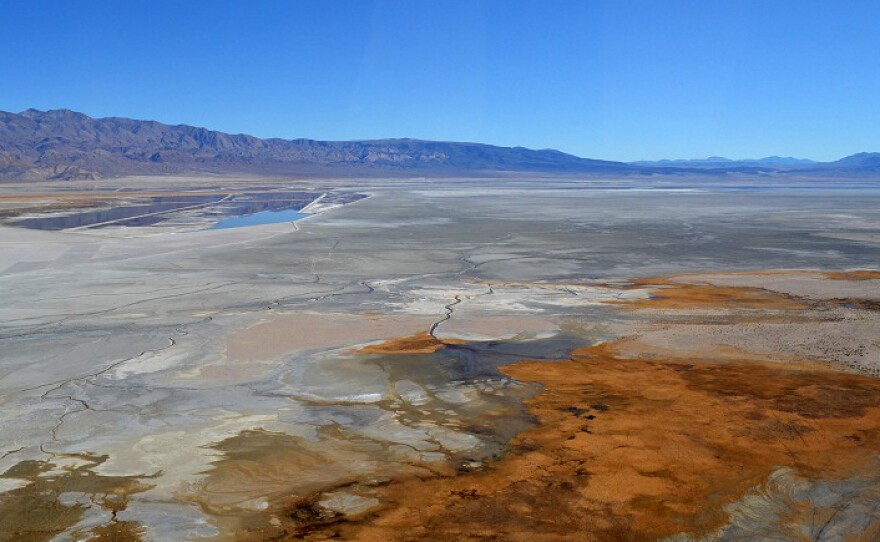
[1, 177, 880, 539]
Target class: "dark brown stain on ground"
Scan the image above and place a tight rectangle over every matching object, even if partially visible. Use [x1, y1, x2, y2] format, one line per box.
[0, 454, 153, 542]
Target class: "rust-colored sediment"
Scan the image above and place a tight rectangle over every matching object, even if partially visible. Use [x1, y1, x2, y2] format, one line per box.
[356, 333, 464, 355]
[80, 521, 146, 542]
[826, 269, 880, 281]
[230, 275, 880, 541]
[315, 343, 880, 542]
[615, 276, 808, 311]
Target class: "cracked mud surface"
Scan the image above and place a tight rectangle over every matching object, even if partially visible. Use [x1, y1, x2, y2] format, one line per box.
[1, 177, 880, 540]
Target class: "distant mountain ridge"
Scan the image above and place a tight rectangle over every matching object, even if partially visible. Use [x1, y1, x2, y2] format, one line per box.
[830, 152, 880, 170]
[0, 109, 877, 180]
[0, 109, 641, 180]
[632, 156, 817, 168]
[633, 153, 880, 177]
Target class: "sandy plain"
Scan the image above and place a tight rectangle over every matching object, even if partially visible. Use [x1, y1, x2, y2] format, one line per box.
[0, 176, 879, 541]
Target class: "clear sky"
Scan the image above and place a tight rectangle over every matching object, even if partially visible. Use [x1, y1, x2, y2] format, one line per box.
[2, 0, 878, 161]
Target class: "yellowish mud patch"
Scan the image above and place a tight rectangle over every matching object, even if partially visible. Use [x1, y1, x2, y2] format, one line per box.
[226, 313, 437, 361]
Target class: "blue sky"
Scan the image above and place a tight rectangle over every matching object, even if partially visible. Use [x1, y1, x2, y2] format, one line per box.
[2, 0, 878, 161]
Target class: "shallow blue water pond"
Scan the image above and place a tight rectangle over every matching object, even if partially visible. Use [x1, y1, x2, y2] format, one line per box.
[209, 208, 309, 229]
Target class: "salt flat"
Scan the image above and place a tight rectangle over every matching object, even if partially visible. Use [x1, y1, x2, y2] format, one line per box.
[1, 177, 879, 541]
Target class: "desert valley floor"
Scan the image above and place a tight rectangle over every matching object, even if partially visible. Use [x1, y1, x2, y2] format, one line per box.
[1, 176, 880, 541]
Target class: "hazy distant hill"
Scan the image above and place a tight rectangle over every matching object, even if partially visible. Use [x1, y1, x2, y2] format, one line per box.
[0, 109, 877, 180]
[632, 154, 880, 177]
[631, 156, 817, 168]
[0, 109, 641, 180]
[827, 152, 880, 170]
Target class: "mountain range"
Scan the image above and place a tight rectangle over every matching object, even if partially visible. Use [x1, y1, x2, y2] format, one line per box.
[631, 156, 817, 168]
[1, 109, 878, 181]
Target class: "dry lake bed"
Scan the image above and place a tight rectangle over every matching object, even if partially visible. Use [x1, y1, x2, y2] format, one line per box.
[1, 176, 880, 541]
